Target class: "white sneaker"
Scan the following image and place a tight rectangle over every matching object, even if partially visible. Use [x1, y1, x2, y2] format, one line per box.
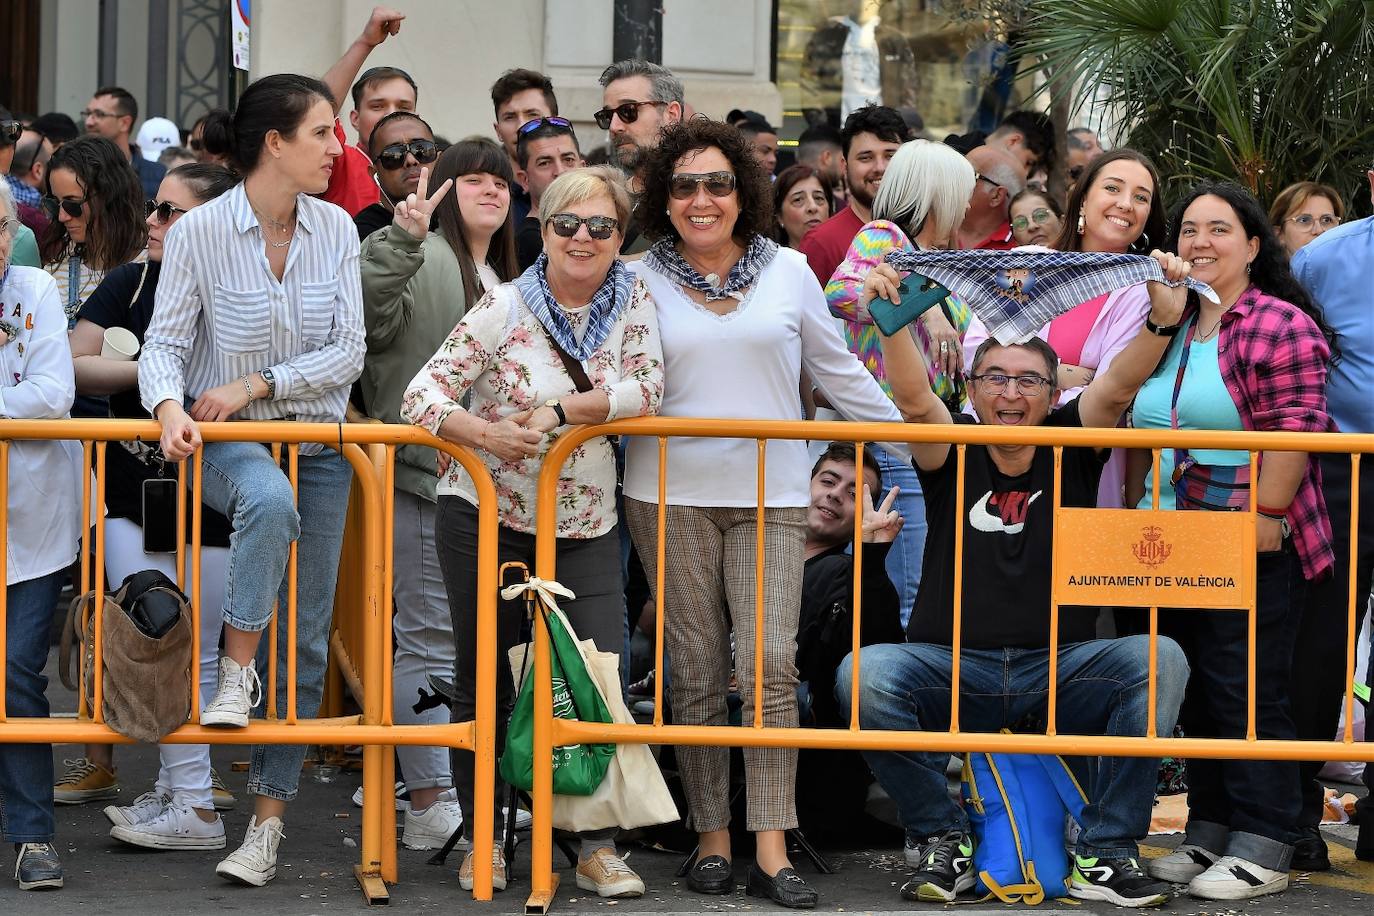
[104, 790, 170, 829]
[1148, 843, 1218, 883]
[403, 797, 465, 850]
[215, 815, 284, 886]
[351, 780, 409, 812]
[1188, 855, 1288, 900]
[507, 806, 532, 831]
[201, 657, 262, 728]
[111, 800, 226, 850]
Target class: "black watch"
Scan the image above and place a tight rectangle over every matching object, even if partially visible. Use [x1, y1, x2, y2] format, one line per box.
[544, 398, 567, 426]
[1144, 316, 1182, 337]
[261, 366, 277, 399]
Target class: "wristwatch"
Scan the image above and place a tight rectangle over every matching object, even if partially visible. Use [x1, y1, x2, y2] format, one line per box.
[544, 398, 567, 426]
[1144, 316, 1182, 337]
[261, 366, 277, 399]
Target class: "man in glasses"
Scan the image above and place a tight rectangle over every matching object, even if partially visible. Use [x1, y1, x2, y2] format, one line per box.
[837, 255, 1194, 907]
[5, 126, 51, 236]
[355, 111, 437, 241]
[81, 86, 166, 197]
[490, 68, 560, 226]
[955, 145, 1026, 251]
[513, 117, 585, 269]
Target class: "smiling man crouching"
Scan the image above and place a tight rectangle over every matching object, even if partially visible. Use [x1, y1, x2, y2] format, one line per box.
[835, 254, 1192, 909]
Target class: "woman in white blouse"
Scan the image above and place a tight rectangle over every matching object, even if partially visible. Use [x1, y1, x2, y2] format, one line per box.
[0, 185, 83, 892]
[621, 119, 906, 909]
[139, 73, 366, 886]
[402, 166, 662, 896]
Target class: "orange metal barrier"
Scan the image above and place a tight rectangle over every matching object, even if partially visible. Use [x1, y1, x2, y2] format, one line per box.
[0, 419, 500, 905]
[525, 417, 1374, 913]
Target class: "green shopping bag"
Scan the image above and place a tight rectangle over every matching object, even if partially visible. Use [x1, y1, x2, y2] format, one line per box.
[499, 581, 616, 796]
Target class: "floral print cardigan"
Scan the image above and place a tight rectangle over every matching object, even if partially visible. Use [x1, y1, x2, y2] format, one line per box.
[402, 278, 663, 538]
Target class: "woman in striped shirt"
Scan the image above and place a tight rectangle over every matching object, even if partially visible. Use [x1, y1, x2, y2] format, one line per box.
[139, 73, 366, 887]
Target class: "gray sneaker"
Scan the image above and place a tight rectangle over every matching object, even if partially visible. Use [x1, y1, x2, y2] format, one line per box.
[14, 843, 63, 891]
[104, 790, 170, 829]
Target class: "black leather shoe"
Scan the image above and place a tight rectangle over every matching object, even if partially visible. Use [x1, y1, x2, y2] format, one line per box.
[1291, 825, 1330, 872]
[745, 865, 818, 909]
[686, 854, 733, 894]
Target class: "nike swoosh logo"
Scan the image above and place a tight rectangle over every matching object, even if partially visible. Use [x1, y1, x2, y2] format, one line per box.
[968, 490, 1042, 534]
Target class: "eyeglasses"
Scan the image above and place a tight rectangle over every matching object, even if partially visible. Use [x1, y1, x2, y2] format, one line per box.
[79, 108, 119, 121]
[0, 216, 17, 237]
[592, 100, 668, 130]
[146, 198, 191, 224]
[669, 171, 737, 200]
[0, 120, 21, 144]
[975, 173, 1006, 193]
[41, 195, 87, 219]
[1286, 213, 1341, 231]
[374, 139, 439, 171]
[518, 116, 573, 136]
[969, 373, 1051, 395]
[1010, 208, 1055, 231]
[547, 213, 620, 240]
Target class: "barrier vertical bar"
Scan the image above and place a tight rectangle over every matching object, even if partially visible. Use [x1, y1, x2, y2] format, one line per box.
[1047, 446, 1063, 736]
[848, 443, 865, 731]
[267, 443, 282, 720]
[78, 441, 91, 719]
[286, 444, 300, 724]
[949, 444, 966, 733]
[1246, 450, 1259, 741]
[1345, 453, 1361, 741]
[176, 452, 188, 590]
[0, 442, 8, 717]
[754, 439, 766, 729]
[190, 451, 204, 724]
[653, 437, 667, 728]
[379, 447, 398, 886]
[92, 442, 107, 723]
[1147, 448, 1161, 737]
[469, 441, 499, 900]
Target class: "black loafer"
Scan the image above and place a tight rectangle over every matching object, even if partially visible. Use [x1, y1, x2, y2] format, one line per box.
[745, 864, 818, 909]
[686, 854, 733, 894]
[1291, 825, 1330, 872]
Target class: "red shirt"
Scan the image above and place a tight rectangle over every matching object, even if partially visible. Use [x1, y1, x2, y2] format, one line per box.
[973, 220, 1015, 250]
[317, 121, 379, 217]
[798, 205, 865, 287]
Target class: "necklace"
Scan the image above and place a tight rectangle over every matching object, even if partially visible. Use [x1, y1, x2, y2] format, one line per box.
[251, 206, 296, 249]
[1195, 307, 1230, 343]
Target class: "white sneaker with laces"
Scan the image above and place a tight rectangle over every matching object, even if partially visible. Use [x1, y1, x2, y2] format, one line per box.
[215, 815, 284, 886]
[201, 656, 262, 728]
[1187, 855, 1288, 900]
[402, 797, 465, 850]
[111, 800, 227, 850]
[1147, 843, 1219, 883]
[104, 790, 170, 829]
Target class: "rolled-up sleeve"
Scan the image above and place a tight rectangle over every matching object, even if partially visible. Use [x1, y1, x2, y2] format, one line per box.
[139, 222, 199, 414]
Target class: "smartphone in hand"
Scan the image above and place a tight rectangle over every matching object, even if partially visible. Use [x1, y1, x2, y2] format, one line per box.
[869, 273, 950, 336]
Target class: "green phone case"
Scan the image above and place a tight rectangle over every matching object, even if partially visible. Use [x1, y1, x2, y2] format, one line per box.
[869, 273, 950, 336]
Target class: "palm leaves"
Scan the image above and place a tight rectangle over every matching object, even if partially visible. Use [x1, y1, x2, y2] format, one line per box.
[1018, 0, 1374, 211]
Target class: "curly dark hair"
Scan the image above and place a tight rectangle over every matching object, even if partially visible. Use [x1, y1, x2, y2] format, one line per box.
[1167, 180, 1338, 357]
[633, 118, 775, 246]
[39, 135, 146, 269]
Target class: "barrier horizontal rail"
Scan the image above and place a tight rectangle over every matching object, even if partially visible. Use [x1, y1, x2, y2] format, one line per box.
[525, 415, 1374, 913]
[0, 418, 501, 904]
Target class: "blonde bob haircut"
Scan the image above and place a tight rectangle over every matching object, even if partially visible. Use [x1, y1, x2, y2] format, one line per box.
[871, 139, 976, 246]
[538, 165, 632, 235]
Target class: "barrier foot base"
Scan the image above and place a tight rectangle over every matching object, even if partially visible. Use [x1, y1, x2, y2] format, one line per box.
[524, 873, 559, 915]
[354, 865, 390, 905]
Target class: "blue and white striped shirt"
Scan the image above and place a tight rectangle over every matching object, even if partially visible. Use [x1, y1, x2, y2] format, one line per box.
[139, 183, 365, 453]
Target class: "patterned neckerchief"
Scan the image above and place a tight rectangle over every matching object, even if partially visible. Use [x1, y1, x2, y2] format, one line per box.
[643, 233, 778, 302]
[513, 253, 634, 361]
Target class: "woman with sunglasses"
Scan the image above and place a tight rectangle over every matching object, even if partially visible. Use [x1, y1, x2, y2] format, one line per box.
[359, 137, 516, 853]
[621, 119, 904, 909]
[354, 110, 439, 241]
[0, 161, 84, 893]
[38, 135, 146, 326]
[1008, 187, 1064, 248]
[139, 73, 366, 887]
[1268, 181, 1344, 258]
[60, 164, 239, 847]
[403, 165, 662, 895]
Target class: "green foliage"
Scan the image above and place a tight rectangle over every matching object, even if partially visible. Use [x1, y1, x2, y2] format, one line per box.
[1019, 0, 1374, 213]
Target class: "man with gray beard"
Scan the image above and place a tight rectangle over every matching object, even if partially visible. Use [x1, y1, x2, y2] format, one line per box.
[595, 59, 684, 254]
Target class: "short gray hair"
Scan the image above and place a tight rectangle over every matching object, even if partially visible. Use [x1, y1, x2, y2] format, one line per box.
[599, 59, 684, 106]
[539, 165, 632, 234]
[872, 140, 976, 245]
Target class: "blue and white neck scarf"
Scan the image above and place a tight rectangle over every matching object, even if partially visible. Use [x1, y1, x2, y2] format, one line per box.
[884, 249, 1220, 345]
[514, 253, 635, 361]
[643, 234, 779, 302]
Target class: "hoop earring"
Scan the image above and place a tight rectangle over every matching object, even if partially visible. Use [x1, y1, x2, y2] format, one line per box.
[1076, 213, 1085, 235]
[1133, 231, 1150, 253]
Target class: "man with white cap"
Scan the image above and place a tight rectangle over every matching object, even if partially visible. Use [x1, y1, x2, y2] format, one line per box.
[135, 117, 181, 164]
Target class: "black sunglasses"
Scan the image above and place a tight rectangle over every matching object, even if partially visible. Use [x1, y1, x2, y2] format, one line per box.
[0, 120, 21, 144]
[41, 195, 87, 219]
[547, 213, 620, 240]
[592, 100, 667, 131]
[518, 116, 573, 136]
[146, 198, 191, 224]
[669, 171, 737, 200]
[374, 139, 439, 171]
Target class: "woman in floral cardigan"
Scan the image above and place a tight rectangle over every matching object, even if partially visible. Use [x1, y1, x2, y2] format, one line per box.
[402, 166, 662, 897]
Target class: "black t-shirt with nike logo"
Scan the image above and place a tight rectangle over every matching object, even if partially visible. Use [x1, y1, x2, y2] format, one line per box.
[909, 396, 1107, 649]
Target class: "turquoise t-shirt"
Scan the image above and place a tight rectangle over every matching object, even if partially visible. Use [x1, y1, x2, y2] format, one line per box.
[1131, 319, 1245, 510]
[10, 223, 41, 267]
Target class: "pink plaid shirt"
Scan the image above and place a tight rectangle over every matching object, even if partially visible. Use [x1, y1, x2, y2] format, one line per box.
[1188, 285, 1335, 580]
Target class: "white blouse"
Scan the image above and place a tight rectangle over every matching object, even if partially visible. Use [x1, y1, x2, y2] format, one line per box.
[623, 246, 907, 508]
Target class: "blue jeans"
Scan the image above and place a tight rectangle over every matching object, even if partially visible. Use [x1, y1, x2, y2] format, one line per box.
[0, 569, 66, 843]
[198, 442, 352, 801]
[836, 636, 1188, 858]
[875, 449, 925, 629]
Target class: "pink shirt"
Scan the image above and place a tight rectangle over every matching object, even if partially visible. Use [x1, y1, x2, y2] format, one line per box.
[1047, 293, 1110, 367]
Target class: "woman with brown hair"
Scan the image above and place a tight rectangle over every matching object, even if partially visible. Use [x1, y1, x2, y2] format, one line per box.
[1268, 181, 1343, 257]
[772, 163, 834, 248]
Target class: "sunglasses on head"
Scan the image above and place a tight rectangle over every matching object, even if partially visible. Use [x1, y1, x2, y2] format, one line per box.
[547, 213, 620, 240]
[518, 116, 573, 136]
[669, 171, 737, 200]
[592, 100, 667, 131]
[374, 139, 439, 171]
[146, 198, 191, 224]
[1010, 208, 1055, 231]
[41, 195, 87, 220]
[0, 120, 21, 144]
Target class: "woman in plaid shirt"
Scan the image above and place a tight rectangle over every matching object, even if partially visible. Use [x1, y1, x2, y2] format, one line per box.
[1126, 181, 1336, 902]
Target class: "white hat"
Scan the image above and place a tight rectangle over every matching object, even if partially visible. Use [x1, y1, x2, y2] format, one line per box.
[136, 117, 181, 162]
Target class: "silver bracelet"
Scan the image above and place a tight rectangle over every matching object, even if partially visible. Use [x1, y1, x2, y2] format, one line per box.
[241, 374, 255, 405]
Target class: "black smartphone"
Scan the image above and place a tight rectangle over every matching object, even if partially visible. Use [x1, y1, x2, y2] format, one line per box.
[142, 477, 179, 554]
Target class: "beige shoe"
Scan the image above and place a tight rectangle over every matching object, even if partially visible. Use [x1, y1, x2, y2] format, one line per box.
[576, 848, 645, 898]
[459, 845, 507, 893]
[210, 768, 236, 811]
[54, 757, 119, 805]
